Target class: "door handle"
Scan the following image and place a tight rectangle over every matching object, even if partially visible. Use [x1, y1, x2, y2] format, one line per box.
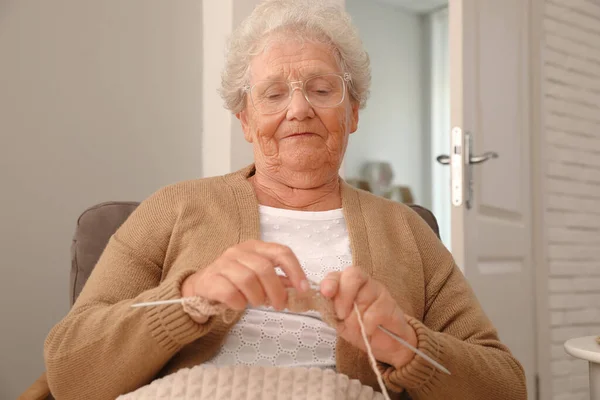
[436, 155, 451, 165]
[436, 151, 498, 165]
[469, 151, 499, 164]
[436, 128, 499, 209]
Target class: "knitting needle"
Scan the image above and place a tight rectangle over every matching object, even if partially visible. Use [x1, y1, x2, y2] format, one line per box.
[349, 302, 451, 375]
[130, 288, 312, 309]
[377, 325, 451, 375]
[131, 279, 320, 308]
[132, 284, 451, 375]
[131, 299, 185, 307]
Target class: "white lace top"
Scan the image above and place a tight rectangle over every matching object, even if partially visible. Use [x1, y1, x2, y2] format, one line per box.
[204, 205, 352, 369]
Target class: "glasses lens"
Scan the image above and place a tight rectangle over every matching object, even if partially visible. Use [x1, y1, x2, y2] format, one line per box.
[305, 75, 344, 108]
[250, 81, 290, 114]
[248, 74, 346, 114]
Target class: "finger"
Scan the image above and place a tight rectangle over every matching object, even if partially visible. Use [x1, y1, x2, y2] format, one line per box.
[335, 267, 369, 320]
[320, 271, 341, 298]
[278, 275, 294, 288]
[236, 251, 288, 310]
[360, 291, 398, 336]
[219, 262, 267, 307]
[201, 274, 247, 310]
[354, 278, 383, 309]
[243, 241, 309, 293]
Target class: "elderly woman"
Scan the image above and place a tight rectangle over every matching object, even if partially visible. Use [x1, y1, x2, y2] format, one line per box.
[44, 0, 526, 399]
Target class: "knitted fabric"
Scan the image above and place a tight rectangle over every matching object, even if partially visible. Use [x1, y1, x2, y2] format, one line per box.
[183, 286, 341, 327]
[117, 365, 385, 400]
[181, 297, 233, 324]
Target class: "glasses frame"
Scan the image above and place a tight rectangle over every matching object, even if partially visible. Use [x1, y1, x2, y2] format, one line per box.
[243, 72, 352, 115]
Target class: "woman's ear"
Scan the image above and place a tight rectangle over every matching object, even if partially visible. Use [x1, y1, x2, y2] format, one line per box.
[349, 102, 360, 134]
[236, 109, 253, 143]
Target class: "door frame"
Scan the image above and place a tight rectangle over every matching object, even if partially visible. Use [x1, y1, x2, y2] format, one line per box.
[530, 0, 551, 397]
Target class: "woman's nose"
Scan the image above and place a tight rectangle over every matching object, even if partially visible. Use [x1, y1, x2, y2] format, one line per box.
[286, 88, 315, 120]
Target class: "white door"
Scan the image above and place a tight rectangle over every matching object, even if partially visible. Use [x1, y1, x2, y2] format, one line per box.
[448, 0, 537, 398]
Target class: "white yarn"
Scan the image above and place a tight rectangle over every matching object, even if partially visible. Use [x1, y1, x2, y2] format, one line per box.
[354, 303, 391, 400]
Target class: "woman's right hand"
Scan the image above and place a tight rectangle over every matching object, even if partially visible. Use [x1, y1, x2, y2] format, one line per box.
[181, 240, 309, 317]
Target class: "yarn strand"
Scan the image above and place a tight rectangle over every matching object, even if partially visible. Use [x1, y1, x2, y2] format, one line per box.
[354, 302, 391, 400]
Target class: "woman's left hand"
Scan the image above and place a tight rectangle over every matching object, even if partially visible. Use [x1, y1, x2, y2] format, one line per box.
[320, 266, 418, 369]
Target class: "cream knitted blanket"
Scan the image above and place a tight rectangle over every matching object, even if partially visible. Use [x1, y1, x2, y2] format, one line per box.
[118, 365, 385, 400]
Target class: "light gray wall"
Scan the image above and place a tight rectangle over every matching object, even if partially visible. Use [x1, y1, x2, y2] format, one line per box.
[0, 1, 203, 398]
[230, 0, 262, 172]
[345, 0, 427, 204]
[201, 0, 259, 176]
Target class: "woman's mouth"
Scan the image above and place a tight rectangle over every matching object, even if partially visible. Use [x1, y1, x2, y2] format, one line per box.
[286, 132, 317, 139]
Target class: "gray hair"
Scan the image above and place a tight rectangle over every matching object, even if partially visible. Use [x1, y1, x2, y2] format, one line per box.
[219, 0, 371, 114]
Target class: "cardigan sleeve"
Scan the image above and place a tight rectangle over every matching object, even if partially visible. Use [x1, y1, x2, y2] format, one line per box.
[44, 186, 216, 400]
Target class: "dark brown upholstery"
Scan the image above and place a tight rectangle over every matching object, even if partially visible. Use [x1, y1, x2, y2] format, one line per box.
[70, 201, 441, 305]
[70, 201, 139, 304]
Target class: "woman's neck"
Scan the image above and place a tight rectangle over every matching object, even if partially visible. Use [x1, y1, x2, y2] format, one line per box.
[249, 171, 342, 211]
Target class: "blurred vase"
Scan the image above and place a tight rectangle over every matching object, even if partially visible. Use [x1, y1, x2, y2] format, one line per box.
[345, 178, 372, 192]
[385, 185, 414, 204]
[361, 162, 394, 197]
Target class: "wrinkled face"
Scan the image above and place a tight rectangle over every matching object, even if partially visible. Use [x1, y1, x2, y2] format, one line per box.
[237, 40, 359, 188]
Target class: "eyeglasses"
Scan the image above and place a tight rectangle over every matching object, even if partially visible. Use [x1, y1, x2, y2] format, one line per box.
[243, 73, 351, 115]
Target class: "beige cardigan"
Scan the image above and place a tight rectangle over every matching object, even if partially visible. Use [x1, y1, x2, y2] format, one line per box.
[44, 165, 526, 400]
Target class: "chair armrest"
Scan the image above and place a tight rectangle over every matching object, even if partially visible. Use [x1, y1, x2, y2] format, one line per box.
[18, 372, 51, 400]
